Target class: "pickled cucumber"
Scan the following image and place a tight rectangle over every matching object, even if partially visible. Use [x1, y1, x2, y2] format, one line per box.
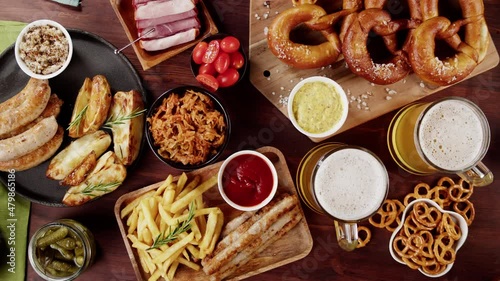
[35, 226, 85, 277]
[36, 227, 68, 248]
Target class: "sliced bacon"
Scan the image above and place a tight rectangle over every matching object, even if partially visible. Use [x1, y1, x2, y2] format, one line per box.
[133, 0, 198, 7]
[135, 8, 198, 29]
[139, 16, 200, 40]
[134, 0, 196, 21]
[139, 28, 199, 51]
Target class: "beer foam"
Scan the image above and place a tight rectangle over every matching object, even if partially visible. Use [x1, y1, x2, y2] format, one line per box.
[314, 148, 387, 221]
[418, 99, 486, 171]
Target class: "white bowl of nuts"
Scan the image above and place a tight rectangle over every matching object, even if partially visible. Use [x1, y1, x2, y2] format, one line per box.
[15, 19, 73, 79]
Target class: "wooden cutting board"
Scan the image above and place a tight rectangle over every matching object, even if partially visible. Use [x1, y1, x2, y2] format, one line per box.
[248, 0, 499, 142]
[115, 146, 313, 281]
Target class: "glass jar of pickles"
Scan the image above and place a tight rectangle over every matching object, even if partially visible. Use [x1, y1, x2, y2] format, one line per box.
[28, 219, 96, 280]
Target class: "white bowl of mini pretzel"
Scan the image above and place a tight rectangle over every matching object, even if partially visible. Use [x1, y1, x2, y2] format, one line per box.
[388, 198, 468, 278]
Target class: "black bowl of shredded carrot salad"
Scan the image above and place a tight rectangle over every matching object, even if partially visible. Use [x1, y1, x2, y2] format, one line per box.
[146, 85, 231, 170]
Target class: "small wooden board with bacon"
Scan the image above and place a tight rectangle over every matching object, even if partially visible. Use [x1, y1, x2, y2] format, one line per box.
[110, 0, 218, 70]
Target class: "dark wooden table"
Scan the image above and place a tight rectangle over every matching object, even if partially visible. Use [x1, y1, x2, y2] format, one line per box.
[1, 0, 499, 280]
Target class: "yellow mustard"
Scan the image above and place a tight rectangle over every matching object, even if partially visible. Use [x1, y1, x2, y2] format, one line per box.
[292, 81, 343, 134]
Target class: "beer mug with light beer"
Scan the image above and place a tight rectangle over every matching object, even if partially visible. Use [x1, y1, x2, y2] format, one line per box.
[387, 97, 493, 186]
[296, 143, 389, 251]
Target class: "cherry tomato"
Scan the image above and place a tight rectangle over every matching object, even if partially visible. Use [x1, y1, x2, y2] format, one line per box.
[198, 63, 217, 76]
[217, 68, 240, 88]
[220, 36, 240, 53]
[230, 51, 245, 69]
[192, 41, 208, 65]
[214, 52, 231, 74]
[202, 40, 220, 64]
[196, 73, 219, 92]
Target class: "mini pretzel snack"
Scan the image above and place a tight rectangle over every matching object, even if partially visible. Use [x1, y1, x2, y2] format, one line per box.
[362, 176, 478, 276]
[356, 226, 372, 249]
[389, 199, 468, 277]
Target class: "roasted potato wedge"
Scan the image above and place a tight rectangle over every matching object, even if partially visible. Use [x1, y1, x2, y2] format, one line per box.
[46, 130, 111, 180]
[59, 151, 97, 186]
[62, 151, 127, 206]
[83, 75, 112, 134]
[68, 77, 92, 138]
[68, 75, 112, 137]
[109, 90, 145, 165]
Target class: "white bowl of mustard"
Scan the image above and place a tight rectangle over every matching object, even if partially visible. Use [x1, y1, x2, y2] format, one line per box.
[287, 76, 349, 138]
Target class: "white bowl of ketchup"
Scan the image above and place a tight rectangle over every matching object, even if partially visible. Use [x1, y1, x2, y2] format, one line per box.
[218, 150, 278, 211]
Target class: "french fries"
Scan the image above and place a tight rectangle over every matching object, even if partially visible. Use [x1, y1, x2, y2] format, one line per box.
[121, 173, 223, 281]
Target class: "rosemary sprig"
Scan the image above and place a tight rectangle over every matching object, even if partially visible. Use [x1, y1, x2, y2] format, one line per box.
[80, 182, 121, 197]
[103, 108, 147, 129]
[67, 104, 88, 130]
[147, 202, 195, 250]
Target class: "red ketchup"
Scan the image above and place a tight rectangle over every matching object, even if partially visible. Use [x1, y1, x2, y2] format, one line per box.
[222, 154, 274, 207]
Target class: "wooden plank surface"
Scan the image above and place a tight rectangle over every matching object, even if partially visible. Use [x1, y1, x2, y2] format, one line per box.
[248, 0, 500, 142]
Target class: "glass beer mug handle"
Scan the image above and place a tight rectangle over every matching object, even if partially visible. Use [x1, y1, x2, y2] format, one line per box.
[457, 161, 494, 187]
[334, 220, 358, 251]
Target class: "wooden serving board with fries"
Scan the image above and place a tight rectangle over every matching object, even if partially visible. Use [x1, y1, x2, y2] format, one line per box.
[248, 0, 500, 142]
[114, 146, 313, 281]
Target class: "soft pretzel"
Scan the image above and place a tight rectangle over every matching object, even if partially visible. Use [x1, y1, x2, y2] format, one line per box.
[267, 4, 342, 69]
[342, 1, 418, 84]
[267, 1, 361, 69]
[407, 0, 489, 86]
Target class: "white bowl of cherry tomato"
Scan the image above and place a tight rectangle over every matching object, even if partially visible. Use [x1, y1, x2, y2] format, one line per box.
[191, 33, 247, 92]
